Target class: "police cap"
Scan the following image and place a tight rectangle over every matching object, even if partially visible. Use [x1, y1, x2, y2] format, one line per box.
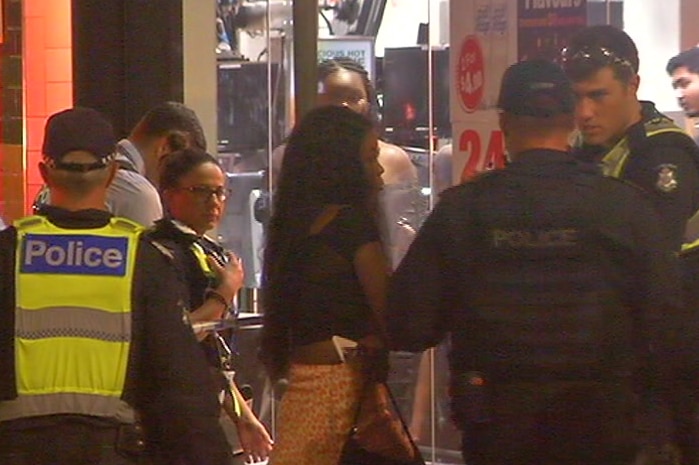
[497, 59, 575, 118]
[42, 107, 116, 172]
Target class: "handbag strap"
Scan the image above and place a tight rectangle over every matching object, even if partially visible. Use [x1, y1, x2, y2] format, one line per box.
[348, 380, 424, 458]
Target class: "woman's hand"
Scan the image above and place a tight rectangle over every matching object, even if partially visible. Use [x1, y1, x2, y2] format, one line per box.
[208, 251, 244, 302]
[358, 334, 389, 383]
[236, 414, 274, 463]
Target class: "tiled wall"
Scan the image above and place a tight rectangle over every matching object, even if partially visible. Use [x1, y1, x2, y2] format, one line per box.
[0, 0, 24, 221]
[0, 0, 72, 222]
[24, 0, 73, 214]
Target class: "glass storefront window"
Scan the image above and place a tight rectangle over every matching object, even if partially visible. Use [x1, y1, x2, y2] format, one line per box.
[217, 2, 678, 464]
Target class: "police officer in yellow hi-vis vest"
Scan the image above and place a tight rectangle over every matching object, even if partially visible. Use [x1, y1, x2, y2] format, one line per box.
[563, 25, 699, 250]
[0, 108, 233, 465]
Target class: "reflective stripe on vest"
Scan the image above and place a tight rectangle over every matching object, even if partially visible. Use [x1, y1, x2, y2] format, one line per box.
[0, 215, 142, 423]
[602, 118, 688, 178]
[190, 241, 241, 417]
[191, 241, 216, 279]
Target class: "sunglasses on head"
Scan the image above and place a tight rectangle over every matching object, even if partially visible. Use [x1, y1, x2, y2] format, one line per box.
[561, 46, 634, 71]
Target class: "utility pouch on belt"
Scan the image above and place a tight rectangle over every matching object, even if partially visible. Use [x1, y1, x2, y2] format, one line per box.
[115, 422, 146, 459]
[450, 371, 493, 426]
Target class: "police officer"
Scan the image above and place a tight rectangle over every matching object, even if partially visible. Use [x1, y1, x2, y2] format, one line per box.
[0, 108, 232, 464]
[562, 25, 699, 249]
[147, 148, 273, 463]
[387, 60, 685, 465]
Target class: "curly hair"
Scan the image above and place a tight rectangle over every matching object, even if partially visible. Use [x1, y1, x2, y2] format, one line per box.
[260, 105, 375, 380]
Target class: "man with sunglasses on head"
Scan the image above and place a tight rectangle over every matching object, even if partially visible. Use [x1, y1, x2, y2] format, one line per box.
[0, 108, 233, 464]
[565, 26, 699, 465]
[563, 25, 699, 250]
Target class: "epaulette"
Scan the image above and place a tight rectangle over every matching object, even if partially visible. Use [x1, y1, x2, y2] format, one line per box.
[597, 173, 650, 194]
[13, 215, 45, 229]
[148, 238, 176, 261]
[110, 217, 144, 233]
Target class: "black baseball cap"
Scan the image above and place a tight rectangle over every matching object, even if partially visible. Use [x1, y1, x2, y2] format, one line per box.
[42, 107, 116, 171]
[497, 59, 575, 118]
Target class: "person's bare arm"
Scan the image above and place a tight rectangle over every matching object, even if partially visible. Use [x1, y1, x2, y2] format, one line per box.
[221, 381, 273, 462]
[378, 141, 417, 186]
[354, 241, 390, 341]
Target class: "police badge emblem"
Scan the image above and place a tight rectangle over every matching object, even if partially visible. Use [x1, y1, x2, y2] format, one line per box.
[656, 164, 679, 193]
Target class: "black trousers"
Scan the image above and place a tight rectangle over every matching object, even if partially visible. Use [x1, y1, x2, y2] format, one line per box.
[0, 417, 138, 465]
[457, 381, 639, 465]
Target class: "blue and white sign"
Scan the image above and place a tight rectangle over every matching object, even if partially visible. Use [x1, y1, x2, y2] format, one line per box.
[20, 234, 128, 276]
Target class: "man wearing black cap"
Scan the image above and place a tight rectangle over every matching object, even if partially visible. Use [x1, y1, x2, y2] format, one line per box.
[563, 25, 699, 249]
[0, 108, 233, 464]
[386, 60, 686, 465]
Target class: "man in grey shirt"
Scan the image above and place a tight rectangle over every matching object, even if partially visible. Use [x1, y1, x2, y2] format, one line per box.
[109, 102, 206, 225]
[33, 102, 207, 227]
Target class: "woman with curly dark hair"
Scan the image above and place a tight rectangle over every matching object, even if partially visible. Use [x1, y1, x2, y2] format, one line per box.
[261, 105, 389, 465]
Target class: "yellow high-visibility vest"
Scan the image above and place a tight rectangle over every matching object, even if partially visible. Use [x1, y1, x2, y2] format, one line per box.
[0, 215, 141, 423]
[601, 116, 688, 178]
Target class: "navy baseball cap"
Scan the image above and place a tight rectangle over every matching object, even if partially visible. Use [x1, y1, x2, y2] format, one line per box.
[42, 107, 116, 171]
[497, 59, 575, 118]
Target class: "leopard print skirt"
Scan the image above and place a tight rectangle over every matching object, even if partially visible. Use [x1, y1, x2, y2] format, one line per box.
[268, 362, 363, 465]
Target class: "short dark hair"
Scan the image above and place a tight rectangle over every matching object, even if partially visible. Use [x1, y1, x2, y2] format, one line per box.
[667, 48, 699, 75]
[132, 102, 207, 151]
[563, 25, 639, 83]
[159, 147, 221, 191]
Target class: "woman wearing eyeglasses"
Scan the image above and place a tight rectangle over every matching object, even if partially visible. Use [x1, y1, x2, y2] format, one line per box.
[145, 147, 273, 464]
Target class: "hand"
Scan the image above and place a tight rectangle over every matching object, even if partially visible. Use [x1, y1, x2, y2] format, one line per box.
[207, 251, 244, 301]
[236, 415, 274, 463]
[358, 335, 389, 383]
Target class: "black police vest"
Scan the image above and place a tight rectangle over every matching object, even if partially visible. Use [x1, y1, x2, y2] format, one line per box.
[449, 172, 637, 383]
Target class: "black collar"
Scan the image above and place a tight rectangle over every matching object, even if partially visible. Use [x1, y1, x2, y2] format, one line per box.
[37, 206, 112, 229]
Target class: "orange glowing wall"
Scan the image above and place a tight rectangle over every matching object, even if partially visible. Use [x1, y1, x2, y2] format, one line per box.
[23, 0, 73, 213]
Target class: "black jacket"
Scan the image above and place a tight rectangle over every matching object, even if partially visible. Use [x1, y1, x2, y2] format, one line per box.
[388, 150, 685, 380]
[575, 101, 699, 249]
[0, 207, 231, 465]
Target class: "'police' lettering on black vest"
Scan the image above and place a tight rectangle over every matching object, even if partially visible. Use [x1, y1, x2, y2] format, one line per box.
[20, 234, 129, 276]
[491, 228, 578, 248]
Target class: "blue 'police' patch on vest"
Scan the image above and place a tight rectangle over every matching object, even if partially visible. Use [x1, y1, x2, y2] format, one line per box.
[20, 234, 129, 276]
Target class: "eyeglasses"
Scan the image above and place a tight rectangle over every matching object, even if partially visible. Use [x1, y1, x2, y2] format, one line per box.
[177, 185, 228, 201]
[561, 46, 634, 72]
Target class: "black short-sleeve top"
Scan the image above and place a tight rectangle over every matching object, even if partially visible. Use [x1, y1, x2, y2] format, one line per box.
[288, 206, 380, 348]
